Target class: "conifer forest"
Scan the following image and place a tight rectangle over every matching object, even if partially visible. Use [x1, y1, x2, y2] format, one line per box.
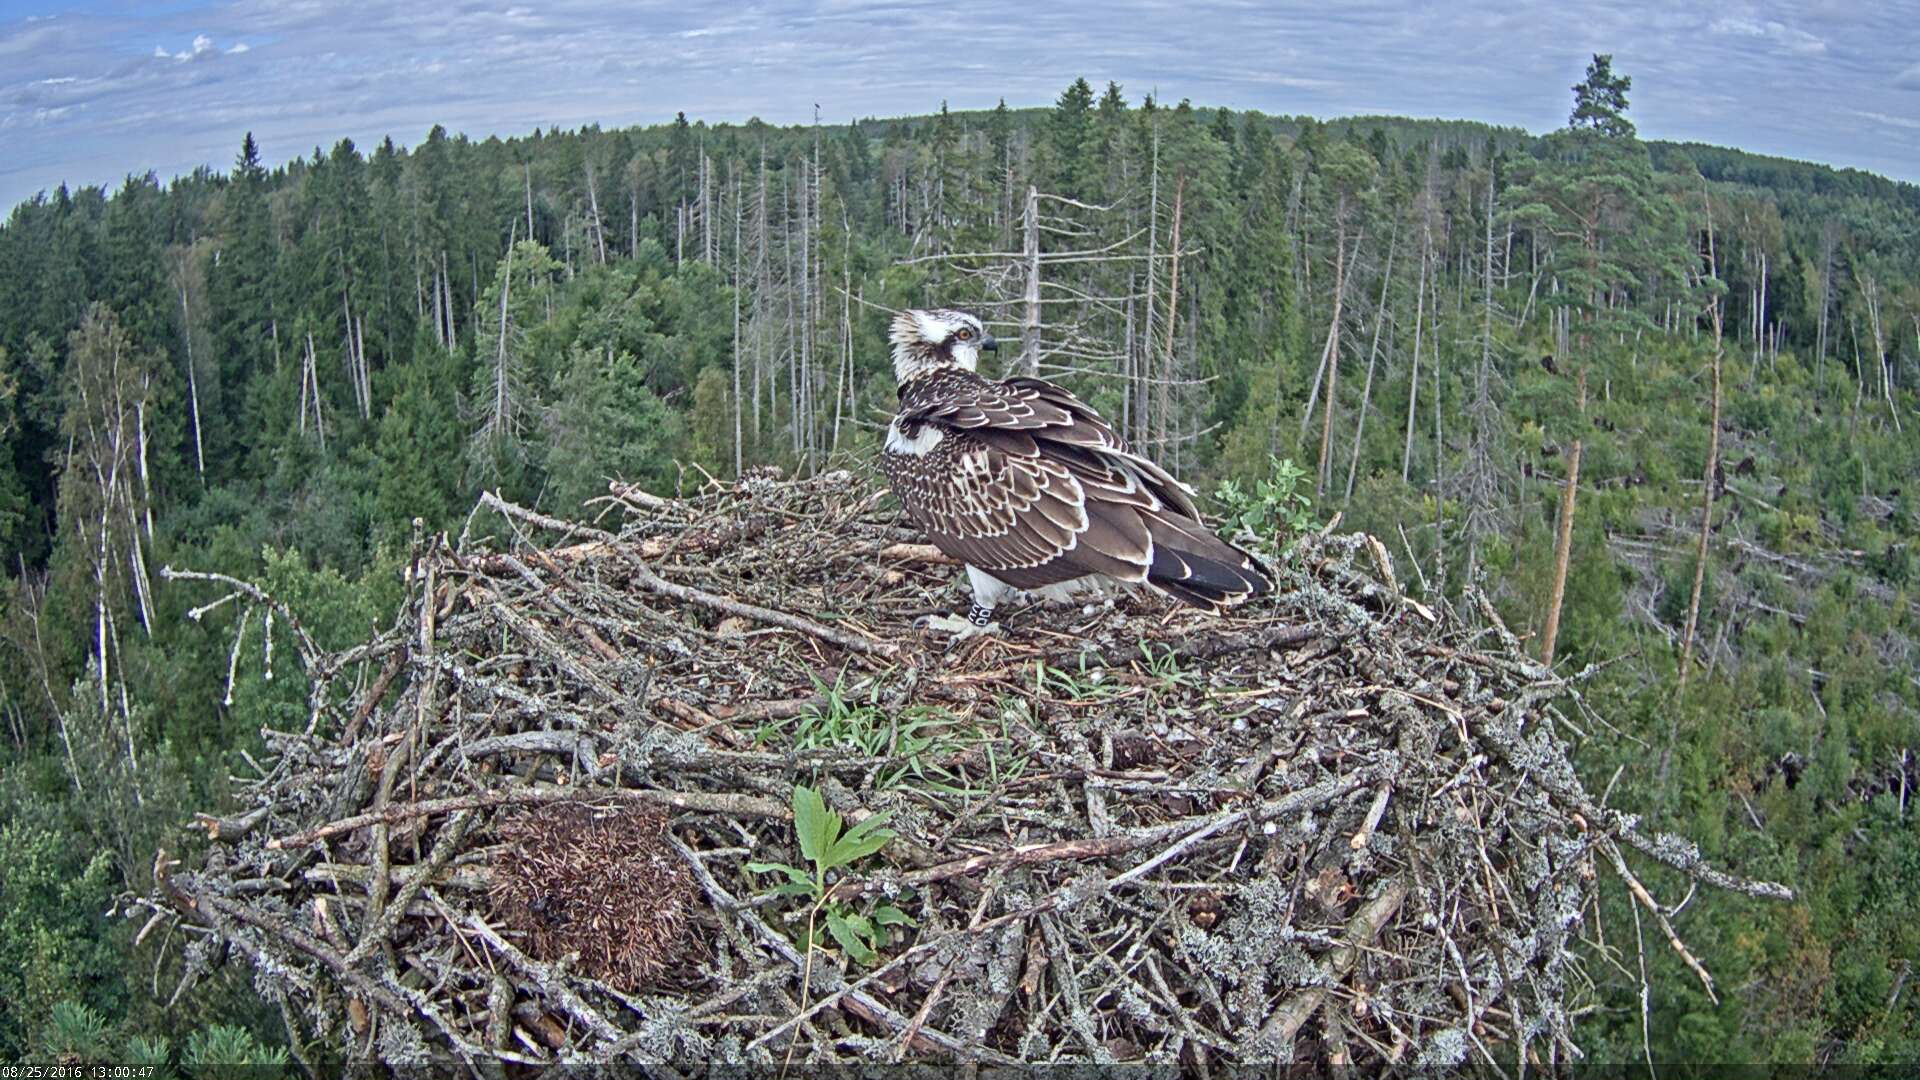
[2, 59, 1917, 1065]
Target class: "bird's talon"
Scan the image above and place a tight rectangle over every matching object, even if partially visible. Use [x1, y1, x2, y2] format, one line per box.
[951, 621, 1002, 646]
[916, 613, 1000, 641]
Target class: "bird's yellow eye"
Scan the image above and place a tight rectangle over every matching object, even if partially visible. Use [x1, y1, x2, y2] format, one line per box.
[956, 328, 972, 341]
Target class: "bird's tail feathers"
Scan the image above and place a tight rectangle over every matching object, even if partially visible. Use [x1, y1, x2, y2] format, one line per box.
[1142, 510, 1273, 612]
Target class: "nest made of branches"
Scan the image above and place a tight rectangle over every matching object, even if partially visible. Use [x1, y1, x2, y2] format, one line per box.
[149, 468, 1792, 1068]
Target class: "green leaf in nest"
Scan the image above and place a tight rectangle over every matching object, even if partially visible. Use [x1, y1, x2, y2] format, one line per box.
[827, 810, 894, 868]
[746, 861, 812, 889]
[824, 910, 878, 965]
[791, 784, 838, 869]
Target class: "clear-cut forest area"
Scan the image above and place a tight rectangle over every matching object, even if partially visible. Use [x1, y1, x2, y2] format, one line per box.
[2, 59, 1916, 1066]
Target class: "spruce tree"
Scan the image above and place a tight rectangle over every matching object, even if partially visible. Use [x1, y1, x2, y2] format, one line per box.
[1047, 78, 1098, 199]
[987, 98, 1013, 174]
[206, 132, 277, 479]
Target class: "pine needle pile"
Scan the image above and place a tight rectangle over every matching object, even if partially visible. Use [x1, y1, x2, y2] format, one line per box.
[150, 469, 1792, 1067]
[487, 802, 695, 991]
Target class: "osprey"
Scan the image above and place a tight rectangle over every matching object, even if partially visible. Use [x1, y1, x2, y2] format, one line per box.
[880, 308, 1272, 638]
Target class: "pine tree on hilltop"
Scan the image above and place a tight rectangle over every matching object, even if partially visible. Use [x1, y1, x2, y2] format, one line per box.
[1570, 54, 1635, 139]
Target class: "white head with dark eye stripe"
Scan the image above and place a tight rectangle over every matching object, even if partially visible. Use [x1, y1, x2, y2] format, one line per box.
[890, 308, 999, 383]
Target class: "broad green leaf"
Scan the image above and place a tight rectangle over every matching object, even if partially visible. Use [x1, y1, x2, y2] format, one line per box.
[826, 833, 893, 868]
[826, 811, 894, 867]
[871, 904, 915, 927]
[825, 911, 878, 964]
[792, 785, 839, 868]
[837, 809, 891, 842]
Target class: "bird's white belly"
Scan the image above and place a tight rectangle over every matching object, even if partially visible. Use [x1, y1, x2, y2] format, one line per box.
[884, 420, 944, 456]
[969, 566, 1127, 605]
[1031, 574, 1127, 603]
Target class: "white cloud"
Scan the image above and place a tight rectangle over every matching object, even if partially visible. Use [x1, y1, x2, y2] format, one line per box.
[1709, 16, 1827, 56]
[154, 33, 221, 62]
[7, 0, 1916, 212]
[1853, 109, 1920, 131]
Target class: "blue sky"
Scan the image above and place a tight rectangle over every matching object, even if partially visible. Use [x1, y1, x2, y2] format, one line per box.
[3, 0, 1916, 212]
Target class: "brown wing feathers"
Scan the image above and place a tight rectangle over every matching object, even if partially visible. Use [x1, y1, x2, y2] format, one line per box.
[918, 442, 1086, 572]
[889, 368, 1271, 610]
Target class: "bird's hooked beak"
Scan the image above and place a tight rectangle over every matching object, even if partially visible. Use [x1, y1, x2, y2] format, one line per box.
[979, 332, 999, 352]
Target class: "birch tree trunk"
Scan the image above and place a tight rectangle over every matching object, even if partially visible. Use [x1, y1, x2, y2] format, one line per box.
[304, 332, 327, 451]
[178, 280, 205, 478]
[585, 161, 607, 265]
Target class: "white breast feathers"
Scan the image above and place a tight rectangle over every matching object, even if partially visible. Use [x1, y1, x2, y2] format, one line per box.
[884, 420, 945, 457]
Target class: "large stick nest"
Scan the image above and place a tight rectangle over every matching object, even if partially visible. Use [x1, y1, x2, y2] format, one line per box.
[151, 469, 1790, 1067]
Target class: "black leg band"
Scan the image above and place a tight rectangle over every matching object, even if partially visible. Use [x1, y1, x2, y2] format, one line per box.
[967, 602, 994, 627]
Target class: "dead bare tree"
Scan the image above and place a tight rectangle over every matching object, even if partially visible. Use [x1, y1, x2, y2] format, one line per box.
[169, 247, 208, 479]
[831, 207, 855, 456]
[342, 294, 371, 421]
[468, 222, 537, 482]
[732, 170, 744, 476]
[584, 160, 608, 266]
[1815, 220, 1839, 389]
[297, 331, 327, 451]
[1403, 190, 1434, 484]
[1023, 184, 1043, 375]
[1678, 185, 1726, 692]
[524, 161, 536, 241]
[1310, 221, 1356, 497]
[1155, 178, 1185, 455]
[1856, 266, 1901, 433]
[1539, 365, 1584, 669]
[1346, 217, 1399, 502]
[896, 185, 1188, 444]
[1457, 171, 1507, 580]
[58, 305, 160, 803]
[1138, 127, 1160, 433]
[751, 149, 770, 442]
